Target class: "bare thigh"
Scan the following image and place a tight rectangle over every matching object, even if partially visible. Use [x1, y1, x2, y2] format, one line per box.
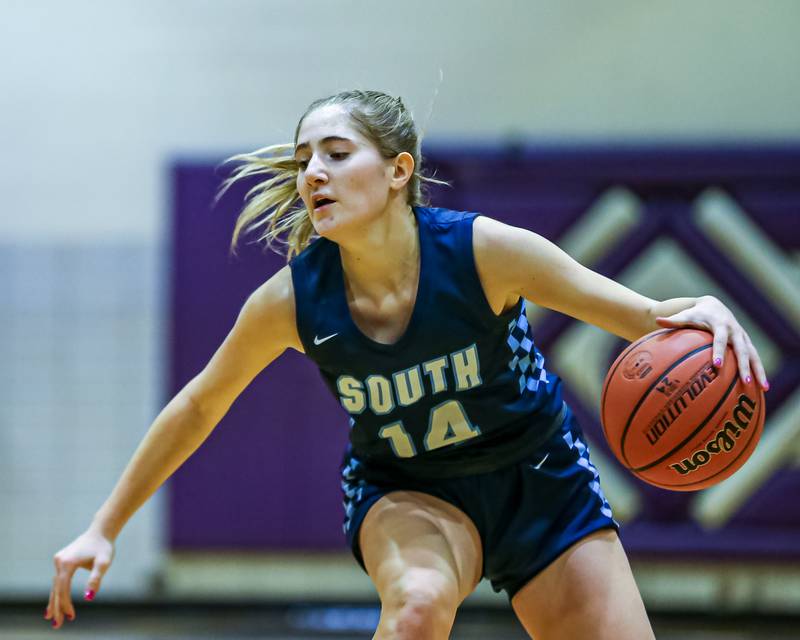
[359, 491, 483, 639]
[510, 529, 654, 640]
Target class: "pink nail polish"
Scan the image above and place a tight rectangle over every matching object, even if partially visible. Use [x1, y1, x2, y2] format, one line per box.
[746, 376, 752, 384]
[51, 620, 58, 628]
[84, 590, 95, 601]
[714, 358, 722, 367]
[764, 380, 770, 391]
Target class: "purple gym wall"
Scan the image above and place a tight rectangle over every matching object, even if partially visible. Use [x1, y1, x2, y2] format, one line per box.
[169, 146, 800, 559]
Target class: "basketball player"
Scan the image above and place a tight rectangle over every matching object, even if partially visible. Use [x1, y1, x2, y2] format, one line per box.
[47, 91, 768, 638]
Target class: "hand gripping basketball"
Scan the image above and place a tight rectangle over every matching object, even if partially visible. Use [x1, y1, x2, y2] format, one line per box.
[653, 295, 769, 391]
[601, 328, 766, 491]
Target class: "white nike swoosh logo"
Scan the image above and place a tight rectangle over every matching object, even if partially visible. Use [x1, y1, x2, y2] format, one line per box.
[313, 333, 338, 346]
[531, 453, 549, 470]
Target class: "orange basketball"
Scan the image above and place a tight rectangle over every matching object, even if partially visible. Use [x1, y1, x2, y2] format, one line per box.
[600, 328, 765, 491]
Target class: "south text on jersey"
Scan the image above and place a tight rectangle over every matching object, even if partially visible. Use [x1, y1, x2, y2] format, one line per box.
[335, 343, 482, 416]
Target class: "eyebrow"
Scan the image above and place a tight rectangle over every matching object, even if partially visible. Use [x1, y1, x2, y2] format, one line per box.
[294, 136, 353, 155]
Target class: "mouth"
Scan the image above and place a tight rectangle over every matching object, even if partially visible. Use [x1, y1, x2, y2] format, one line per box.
[312, 196, 336, 211]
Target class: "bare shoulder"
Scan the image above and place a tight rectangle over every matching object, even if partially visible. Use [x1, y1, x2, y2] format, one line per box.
[473, 214, 655, 339]
[241, 264, 303, 354]
[473, 214, 576, 294]
[471, 215, 541, 314]
[472, 214, 544, 258]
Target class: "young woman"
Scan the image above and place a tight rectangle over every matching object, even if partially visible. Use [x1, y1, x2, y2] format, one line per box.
[47, 90, 768, 638]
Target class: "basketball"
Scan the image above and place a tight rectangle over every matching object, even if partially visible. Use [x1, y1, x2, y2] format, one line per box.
[601, 328, 765, 491]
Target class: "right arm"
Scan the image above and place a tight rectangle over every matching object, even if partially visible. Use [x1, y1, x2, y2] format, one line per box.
[47, 265, 301, 629]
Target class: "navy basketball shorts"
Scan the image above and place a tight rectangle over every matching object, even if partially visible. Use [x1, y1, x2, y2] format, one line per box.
[340, 407, 618, 599]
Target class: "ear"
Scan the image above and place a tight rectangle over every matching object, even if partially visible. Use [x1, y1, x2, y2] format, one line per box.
[389, 152, 415, 193]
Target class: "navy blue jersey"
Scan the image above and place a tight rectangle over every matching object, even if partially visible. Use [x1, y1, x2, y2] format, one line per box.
[289, 207, 565, 479]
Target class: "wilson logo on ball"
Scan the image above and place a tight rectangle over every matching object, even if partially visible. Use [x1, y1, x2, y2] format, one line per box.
[601, 329, 765, 491]
[669, 394, 758, 476]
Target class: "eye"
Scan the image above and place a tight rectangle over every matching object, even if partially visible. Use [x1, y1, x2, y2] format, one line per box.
[295, 159, 309, 170]
[330, 152, 349, 161]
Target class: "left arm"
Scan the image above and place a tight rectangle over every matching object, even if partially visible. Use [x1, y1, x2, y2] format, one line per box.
[472, 216, 768, 389]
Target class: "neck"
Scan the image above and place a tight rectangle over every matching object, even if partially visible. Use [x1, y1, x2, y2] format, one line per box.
[338, 201, 419, 297]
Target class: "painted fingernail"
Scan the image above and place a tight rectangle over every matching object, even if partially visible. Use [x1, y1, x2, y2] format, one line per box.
[51, 619, 58, 628]
[746, 376, 752, 384]
[714, 358, 722, 367]
[84, 590, 95, 601]
[763, 380, 770, 391]
[67, 613, 74, 621]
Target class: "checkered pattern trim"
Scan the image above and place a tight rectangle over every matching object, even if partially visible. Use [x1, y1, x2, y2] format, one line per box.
[563, 429, 614, 520]
[506, 300, 549, 394]
[341, 456, 367, 535]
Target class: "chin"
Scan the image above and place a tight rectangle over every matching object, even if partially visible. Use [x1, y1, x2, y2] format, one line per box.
[312, 215, 344, 240]
[313, 209, 364, 241]
[313, 203, 389, 245]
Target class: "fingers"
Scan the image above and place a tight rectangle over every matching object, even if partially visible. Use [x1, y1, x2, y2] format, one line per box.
[744, 332, 770, 390]
[49, 574, 64, 629]
[655, 312, 709, 330]
[47, 533, 114, 630]
[87, 554, 112, 599]
[730, 330, 752, 385]
[713, 326, 769, 391]
[655, 316, 676, 327]
[712, 325, 729, 370]
[50, 555, 78, 629]
[45, 585, 54, 623]
[656, 298, 769, 392]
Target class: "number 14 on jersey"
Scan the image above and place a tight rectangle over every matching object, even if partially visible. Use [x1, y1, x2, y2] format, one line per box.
[378, 399, 481, 458]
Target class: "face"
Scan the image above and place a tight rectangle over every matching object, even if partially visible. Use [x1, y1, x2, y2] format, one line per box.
[294, 104, 399, 239]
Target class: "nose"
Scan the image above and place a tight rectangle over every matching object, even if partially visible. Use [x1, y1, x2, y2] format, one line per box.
[304, 154, 328, 186]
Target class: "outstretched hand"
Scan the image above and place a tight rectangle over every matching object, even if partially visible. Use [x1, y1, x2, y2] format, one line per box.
[46, 528, 115, 630]
[655, 295, 769, 391]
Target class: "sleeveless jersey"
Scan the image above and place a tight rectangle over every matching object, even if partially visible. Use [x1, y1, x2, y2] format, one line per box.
[289, 207, 565, 480]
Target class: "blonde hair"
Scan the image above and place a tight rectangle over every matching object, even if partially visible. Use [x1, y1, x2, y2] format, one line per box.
[218, 90, 448, 260]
